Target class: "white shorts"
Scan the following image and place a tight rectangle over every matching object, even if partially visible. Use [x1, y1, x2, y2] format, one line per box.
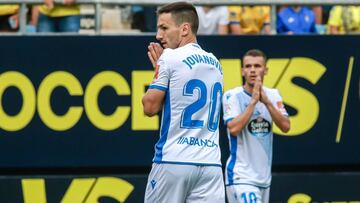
[144, 163, 225, 203]
[226, 184, 270, 203]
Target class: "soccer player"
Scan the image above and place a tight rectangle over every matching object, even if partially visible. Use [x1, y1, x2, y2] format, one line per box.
[222, 49, 290, 203]
[142, 2, 224, 203]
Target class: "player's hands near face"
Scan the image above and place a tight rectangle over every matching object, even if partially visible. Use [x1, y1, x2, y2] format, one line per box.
[258, 76, 270, 105]
[260, 87, 271, 105]
[147, 42, 163, 68]
[250, 76, 261, 105]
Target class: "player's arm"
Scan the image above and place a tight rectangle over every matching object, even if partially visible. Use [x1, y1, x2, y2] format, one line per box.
[260, 88, 290, 133]
[142, 88, 165, 117]
[227, 99, 256, 136]
[143, 44, 167, 117]
[147, 42, 163, 68]
[227, 80, 260, 136]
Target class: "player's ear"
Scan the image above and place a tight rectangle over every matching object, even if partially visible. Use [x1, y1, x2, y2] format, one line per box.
[264, 66, 268, 75]
[181, 23, 191, 36]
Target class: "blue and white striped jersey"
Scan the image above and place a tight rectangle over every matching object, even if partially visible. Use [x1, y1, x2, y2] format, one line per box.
[222, 86, 288, 187]
[149, 43, 224, 166]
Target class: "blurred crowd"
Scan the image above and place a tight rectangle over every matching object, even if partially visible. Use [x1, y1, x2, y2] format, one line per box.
[0, 1, 80, 33]
[0, 2, 359, 34]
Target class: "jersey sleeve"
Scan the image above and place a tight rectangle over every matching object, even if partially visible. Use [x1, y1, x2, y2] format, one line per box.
[149, 55, 170, 92]
[272, 89, 289, 117]
[222, 90, 241, 125]
[228, 6, 241, 24]
[327, 6, 343, 27]
[218, 6, 230, 25]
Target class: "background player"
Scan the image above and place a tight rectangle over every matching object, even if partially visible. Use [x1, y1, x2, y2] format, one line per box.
[142, 2, 225, 203]
[222, 49, 290, 203]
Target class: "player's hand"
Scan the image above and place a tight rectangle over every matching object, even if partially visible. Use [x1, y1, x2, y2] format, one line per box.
[147, 42, 163, 68]
[251, 76, 261, 105]
[260, 87, 271, 104]
[259, 77, 270, 105]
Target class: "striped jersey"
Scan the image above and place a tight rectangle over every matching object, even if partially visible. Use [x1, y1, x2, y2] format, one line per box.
[149, 43, 224, 166]
[222, 86, 288, 187]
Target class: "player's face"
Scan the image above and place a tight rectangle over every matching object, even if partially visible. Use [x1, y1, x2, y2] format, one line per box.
[156, 13, 181, 49]
[242, 56, 267, 87]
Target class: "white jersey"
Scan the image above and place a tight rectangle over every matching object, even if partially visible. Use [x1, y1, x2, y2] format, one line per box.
[222, 86, 288, 187]
[149, 43, 224, 166]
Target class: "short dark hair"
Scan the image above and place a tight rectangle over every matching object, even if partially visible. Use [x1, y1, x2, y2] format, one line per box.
[243, 49, 267, 65]
[157, 1, 199, 34]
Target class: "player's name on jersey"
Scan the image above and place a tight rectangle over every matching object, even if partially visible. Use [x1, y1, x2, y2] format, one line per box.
[182, 54, 223, 74]
[177, 136, 218, 148]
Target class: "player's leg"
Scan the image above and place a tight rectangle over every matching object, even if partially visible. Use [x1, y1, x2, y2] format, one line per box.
[186, 166, 225, 203]
[144, 163, 193, 203]
[226, 184, 264, 203]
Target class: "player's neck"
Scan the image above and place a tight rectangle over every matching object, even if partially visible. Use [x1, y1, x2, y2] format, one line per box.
[178, 35, 197, 48]
[243, 83, 254, 94]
